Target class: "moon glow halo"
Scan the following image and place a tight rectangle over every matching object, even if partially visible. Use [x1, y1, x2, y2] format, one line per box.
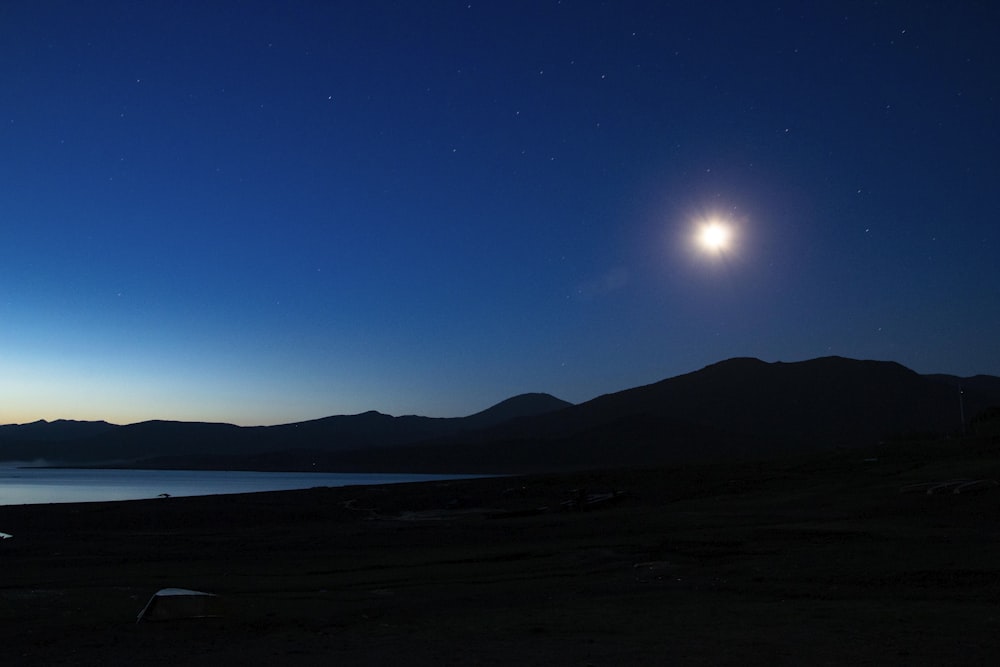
[694, 219, 734, 259]
[698, 221, 731, 252]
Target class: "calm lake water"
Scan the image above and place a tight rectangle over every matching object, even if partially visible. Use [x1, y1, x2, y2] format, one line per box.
[0, 467, 485, 506]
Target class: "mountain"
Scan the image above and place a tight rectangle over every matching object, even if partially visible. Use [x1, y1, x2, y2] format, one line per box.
[572, 356, 979, 446]
[302, 356, 1000, 473]
[0, 420, 119, 461]
[0, 419, 116, 442]
[457, 393, 572, 430]
[2, 358, 998, 473]
[0, 393, 572, 466]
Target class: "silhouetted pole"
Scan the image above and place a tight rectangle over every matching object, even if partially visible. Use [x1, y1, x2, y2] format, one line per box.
[959, 385, 966, 435]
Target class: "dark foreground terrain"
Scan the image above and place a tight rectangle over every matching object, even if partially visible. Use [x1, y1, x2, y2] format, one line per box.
[3, 437, 1000, 665]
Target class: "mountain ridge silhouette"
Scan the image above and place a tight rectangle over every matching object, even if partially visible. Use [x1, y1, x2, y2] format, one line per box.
[2, 358, 997, 472]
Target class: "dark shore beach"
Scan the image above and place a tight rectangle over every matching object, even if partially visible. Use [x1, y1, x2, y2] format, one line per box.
[3, 439, 1000, 666]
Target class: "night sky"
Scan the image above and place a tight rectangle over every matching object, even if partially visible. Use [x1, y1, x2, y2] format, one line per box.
[3, 2, 998, 426]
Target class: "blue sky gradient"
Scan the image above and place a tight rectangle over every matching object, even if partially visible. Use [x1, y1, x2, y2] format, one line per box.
[3, 2, 998, 425]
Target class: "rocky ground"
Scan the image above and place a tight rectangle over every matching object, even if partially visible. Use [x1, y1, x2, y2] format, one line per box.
[3, 437, 1000, 665]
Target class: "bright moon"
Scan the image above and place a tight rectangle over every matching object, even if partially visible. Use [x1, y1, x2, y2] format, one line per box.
[697, 220, 731, 253]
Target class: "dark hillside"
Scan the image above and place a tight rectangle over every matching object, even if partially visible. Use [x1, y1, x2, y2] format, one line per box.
[332, 357, 1000, 473]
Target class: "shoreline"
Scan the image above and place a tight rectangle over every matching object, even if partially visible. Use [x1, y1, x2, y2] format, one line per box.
[0, 467, 501, 508]
[4, 443, 1000, 664]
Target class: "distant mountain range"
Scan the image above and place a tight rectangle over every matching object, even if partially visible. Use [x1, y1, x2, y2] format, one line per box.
[2, 357, 998, 473]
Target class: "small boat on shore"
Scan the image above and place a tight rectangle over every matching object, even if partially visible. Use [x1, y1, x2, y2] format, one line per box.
[560, 489, 628, 511]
